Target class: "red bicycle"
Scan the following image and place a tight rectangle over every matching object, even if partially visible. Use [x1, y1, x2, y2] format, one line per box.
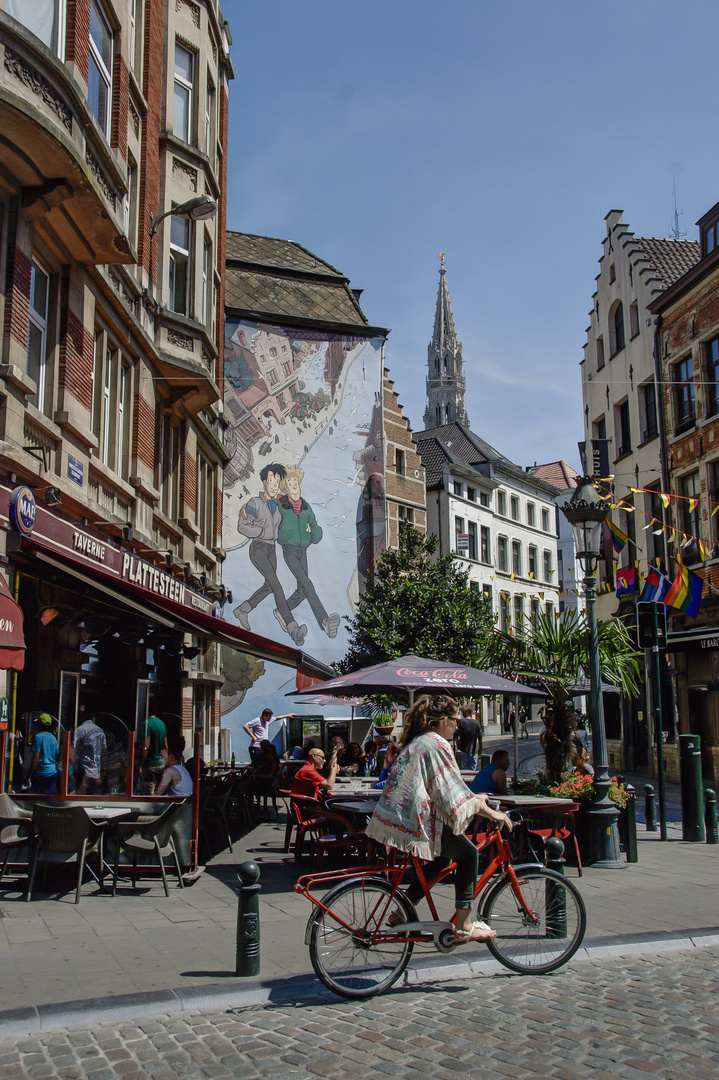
[296, 818, 586, 999]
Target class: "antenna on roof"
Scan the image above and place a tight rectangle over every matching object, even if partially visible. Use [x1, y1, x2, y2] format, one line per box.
[669, 181, 686, 240]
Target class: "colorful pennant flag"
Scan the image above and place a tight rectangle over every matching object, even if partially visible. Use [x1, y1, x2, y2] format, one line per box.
[640, 565, 672, 603]
[665, 556, 703, 619]
[615, 566, 635, 596]
[606, 518, 629, 553]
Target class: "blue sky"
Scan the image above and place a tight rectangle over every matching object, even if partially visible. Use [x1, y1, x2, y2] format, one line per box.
[221, 0, 719, 471]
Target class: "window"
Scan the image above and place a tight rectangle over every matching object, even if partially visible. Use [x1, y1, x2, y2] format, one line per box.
[543, 550, 552, 581]
[511, 495, 519, 521]
[468, 521, 477, 561]
[704, 220, 719, 257]
[169, 214, 190, 315]
[648, 486, 667, 565]
[88, 0, 112, 137]
[629, 301, 640, 339]
[497, 536, 508, 573]
[91, 330, 128, 475]
[467, 486, 476, 503]
[205, 81, 214, 156]
[712, 464, 719, 547]
[202, 239, 211, 326]
[512, 540, 521, 576]
[497, 490, 506, 516]
[455, 516, 466, 556]
[453, 481, 463, 497]
[267, 368, 278, 387]
[27, 260, 49, 409]
[435, 405, 441, 426]
[706, 336, 719, 419]
[117, 361, 130, 480]
[609, 263, 616, 284]
[680, 472, 700, 562]
[395, 448, 405, 476]
[541, 508, 550, 532]
[100, 345, 113, 464]
[7, 0, 65, 55]
[641, 380, 658, 440]
[197, 454, 215, 548]
[528, 546, 537, 577]
[398, 505, 414, 525]
[480, 525, 490, 563]
[609, 300, 625, 356]
[596, 336, 605, 370]
[545, 603, 554, 622]
[480, 492, 489, 507]
[594, 415, 607, 441]
[514, 595, 523, 627]
[531, 597, 540, 621]
[483, 585, 492, 608]
[500, 593, 510, 632]
[527, 502, 535, 527]
[615, 399, 631, 457]
[674, 356, 696, 434]
[174, 44, 194, 143]
[157, 413, 180, 519]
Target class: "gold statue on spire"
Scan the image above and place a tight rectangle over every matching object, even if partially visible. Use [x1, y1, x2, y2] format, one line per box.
[439, 251, 445, 270]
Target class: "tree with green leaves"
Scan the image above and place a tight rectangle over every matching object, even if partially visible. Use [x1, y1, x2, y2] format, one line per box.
[480, 610, 641, 781]
[338, 523, 494, 676]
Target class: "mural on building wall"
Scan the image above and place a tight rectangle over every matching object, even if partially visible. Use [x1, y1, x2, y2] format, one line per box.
[221, 319, 385, 733]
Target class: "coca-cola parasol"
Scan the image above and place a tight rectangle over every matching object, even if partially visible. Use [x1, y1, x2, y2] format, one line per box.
[290, 653, 544, 699]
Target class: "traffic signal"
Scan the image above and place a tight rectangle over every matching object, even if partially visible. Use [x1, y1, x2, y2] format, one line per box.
[637, 601, 668, 649]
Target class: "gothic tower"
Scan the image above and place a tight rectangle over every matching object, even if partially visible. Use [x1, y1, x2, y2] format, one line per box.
[423, 254, 468, 429]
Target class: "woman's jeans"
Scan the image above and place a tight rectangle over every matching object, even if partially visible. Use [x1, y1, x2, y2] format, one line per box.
[404, 827, 479, 910]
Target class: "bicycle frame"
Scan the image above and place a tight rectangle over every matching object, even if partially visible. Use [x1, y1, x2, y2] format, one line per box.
[296, 823, 542, 947]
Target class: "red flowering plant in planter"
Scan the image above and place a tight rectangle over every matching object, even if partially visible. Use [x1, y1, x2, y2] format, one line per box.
[517, 771, 630, 808]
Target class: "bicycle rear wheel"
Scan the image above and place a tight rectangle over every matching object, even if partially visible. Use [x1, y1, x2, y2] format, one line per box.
[308, 878, 416, 999]
[480, 867, 586, 974]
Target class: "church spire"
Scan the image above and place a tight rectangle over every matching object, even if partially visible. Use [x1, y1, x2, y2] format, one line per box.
[424, 254, 468, 429]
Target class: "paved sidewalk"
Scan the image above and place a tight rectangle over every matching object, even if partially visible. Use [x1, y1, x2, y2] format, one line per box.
[0, 801, 716, 1035]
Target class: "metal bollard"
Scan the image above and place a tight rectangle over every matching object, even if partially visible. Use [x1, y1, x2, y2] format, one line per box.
[624, 785, 638, 863]
[644, 784, 657, 832]
[544, 837, 566, 940]
[236, 861, 261, 977]
[705, 789, 718, 845]
[679, 734, 706, 843]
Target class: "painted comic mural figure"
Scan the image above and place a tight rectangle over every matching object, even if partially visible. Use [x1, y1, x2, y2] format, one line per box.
[234, 464, 308, 646]
[276, 467, 340, 638]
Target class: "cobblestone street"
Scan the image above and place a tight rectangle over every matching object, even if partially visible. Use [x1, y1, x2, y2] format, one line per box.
[0, 945, 716, 1080]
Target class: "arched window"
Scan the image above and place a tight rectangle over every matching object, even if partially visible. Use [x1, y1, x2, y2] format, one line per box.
[609, 300, 625, 356]
[445, 403, 451, 423]
[435, 404, 441, 426]
[443, 355, 448, 375]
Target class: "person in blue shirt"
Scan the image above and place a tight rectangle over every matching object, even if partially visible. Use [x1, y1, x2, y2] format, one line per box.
[372, 742, 399, 789]
[26, 714, 59, 794]
[469, 750, 509, 796]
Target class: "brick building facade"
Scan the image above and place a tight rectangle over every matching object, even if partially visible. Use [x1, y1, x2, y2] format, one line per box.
[383, 369, 426, 548]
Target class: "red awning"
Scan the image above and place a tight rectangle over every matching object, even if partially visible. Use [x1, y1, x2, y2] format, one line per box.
[0, 573, 25, 670]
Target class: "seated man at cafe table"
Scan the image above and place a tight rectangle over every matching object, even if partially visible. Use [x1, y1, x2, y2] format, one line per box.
[290, 744, 340, 801]
[469, 750, 510, 796]
[155, 737, 193, 797]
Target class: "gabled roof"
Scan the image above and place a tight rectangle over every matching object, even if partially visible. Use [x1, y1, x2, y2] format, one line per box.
[531, 460, 579, 492]
[632, 237, 700, 290]
[225, 231, 384, 332]
[414, 421, 512, 486]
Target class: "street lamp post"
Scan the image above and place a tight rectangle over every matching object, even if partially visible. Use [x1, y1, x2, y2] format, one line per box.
[561, 477, 625, 868]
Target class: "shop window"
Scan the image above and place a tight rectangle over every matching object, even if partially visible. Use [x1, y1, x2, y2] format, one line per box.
[169, 214, 191, 315]
[674, 356, 695, 434]
[27, 260, 49, 410]
[7, 0, 66, 58]
[174, 43, 194, 144]
[197, 453, 215, 548]
[157, 413, 180, 519]
[88, 0, 113, 138]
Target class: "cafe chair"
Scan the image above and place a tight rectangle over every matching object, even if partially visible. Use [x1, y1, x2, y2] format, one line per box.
[526, 811, 583, 877]
[199, 777, 235, 855]
[279, 789, 296, 852]
[0, 795, 33, 884]
[290, 796, 366, 871]
[27, 804, 105, 904]
[112, 802, 184, 897]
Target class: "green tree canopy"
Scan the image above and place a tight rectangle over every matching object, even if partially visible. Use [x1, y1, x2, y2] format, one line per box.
[339, 523, 494, 674]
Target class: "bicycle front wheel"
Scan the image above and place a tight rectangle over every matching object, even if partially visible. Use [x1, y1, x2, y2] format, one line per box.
[480, 867, 586, 974]
[308, 878, 416, 999]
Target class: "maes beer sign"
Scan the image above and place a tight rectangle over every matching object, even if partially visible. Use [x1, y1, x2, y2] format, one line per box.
[9, 486, 36, 535]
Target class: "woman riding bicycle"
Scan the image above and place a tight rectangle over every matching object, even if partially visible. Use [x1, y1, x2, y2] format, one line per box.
[366, 694, 513, 944]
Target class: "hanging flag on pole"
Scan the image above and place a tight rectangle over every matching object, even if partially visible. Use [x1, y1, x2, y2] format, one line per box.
[665, 556, 703, 619]
[640, 565, 672, 603]
[615, 566, 635, 596]
[605, 518, 629, 553]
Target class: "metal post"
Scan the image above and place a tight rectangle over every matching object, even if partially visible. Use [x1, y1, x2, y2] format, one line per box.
[678, 734, 705, 843]
[236, 861, 261, 976]
[623, 784, 638, 863]
[583, 568, 624, 867]
[512, 692, 519, 791]
[704, 789, 718, 845]
[650, 644, 667, 841]
[644, 784, 657, 832]
[544, 837, 567, 939]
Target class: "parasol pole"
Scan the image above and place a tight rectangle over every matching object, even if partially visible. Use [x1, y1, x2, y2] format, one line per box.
[513, 692, 519, 791]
